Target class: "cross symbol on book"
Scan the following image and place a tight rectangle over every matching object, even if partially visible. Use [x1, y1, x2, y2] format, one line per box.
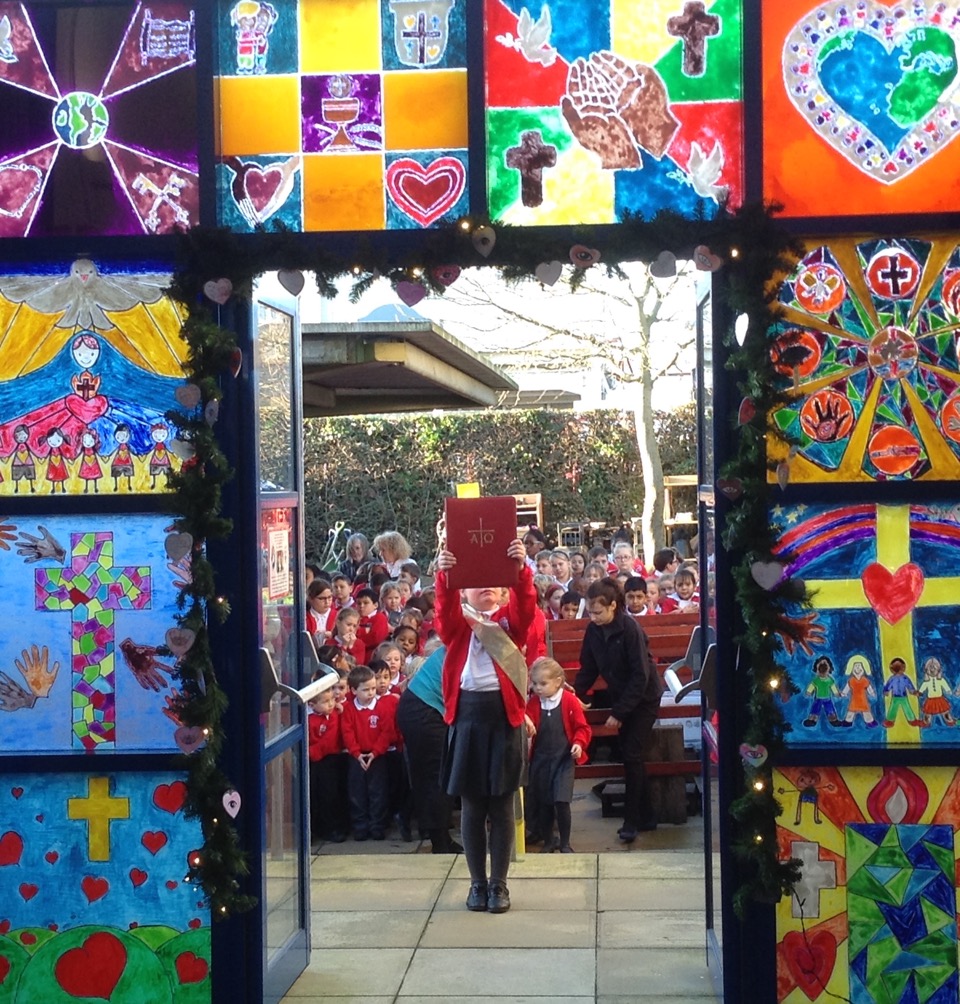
[469, 518, 495, 548]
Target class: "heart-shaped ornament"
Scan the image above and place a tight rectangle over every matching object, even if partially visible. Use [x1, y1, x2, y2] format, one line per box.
[750, 560, 785, 591]
[535, 260, 563, 286]
[649, 250, 677, 278]
[776, 460, 791, 490]
[228, 347, 242, 378]
[739, 743, 768, 768]
[169, 439, 196, 462]
[203, 278, 233, 305]
[431, 265, 461, 287]
[471, 224, 496, 257]
[395, 280, 427, 307]
[175, 384, 202, 410]
[174, 725, 205, 754]
[861, 562, 924, 624]
[277, 269, 305, 296]
[716, 478, 743, 501]
[204, 399, 219, 426]
[693, 245, 723, 271]
[164, 532, 193, 563]
[222, 790, 242, 818]
[165, 627, 196, 657]
[569, 244, 601, 268]
[738, 398, 757, 425]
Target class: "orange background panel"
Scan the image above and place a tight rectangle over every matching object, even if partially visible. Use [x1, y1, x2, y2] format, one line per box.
[303, 153, 384, 230]
[216, 76, 301, 156]
[761, 0, 960, 218]
[300, 0, 381, 73]
[383, 70, 468, 151]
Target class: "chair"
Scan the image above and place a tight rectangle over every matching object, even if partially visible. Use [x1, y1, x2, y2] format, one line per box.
[662, 625, 714, 702]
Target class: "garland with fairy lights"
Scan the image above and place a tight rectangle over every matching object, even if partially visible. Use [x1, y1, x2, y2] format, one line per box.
[164, 203, 806, 917]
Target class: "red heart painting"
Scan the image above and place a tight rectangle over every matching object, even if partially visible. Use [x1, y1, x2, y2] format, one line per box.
[129, 868, 148, 888]
[0, 165, 43, 219]
[0, 831, 23, 866]
[781, 929, 837, 1001]
[861, 562, 924, 624]
[81, 876, 109, 903]
[45, 850, 58, 864]
[19, 883, 38, 901]
[142, 831, 168, 855]
[153, 781, 187, 814]
[20, 932, 36, 946]
[166, 880, 179, 890]
[386, 157, 466, 227]
[0, 956, 10, 985]
[240, 164, 289, 222]
[55, 931, 127, 1001]
[10, 788, 22, 799]
[188, 918, 202, 929]
[0, 921, 9, 934]
[175, 951, 209, 984]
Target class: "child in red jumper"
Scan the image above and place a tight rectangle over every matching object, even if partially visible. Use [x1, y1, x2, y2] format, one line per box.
[332, 607, 366, 665]
[525, 657, 591, 853]
[307, 686, 347, 844]
[306, 579, 337, 645]
[355, 588, 391, 654]
[340, 665, 397, 840]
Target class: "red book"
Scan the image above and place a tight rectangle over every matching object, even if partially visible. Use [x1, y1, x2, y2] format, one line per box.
[444, 496, 519, 589]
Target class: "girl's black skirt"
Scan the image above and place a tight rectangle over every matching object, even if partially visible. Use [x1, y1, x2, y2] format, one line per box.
[442, 690, 523, 798]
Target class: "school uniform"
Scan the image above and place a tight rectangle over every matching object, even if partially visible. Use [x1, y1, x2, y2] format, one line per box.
[308, 711, 346, 840]
[341, 695, 397, 838]
[357, 609, 391, 654]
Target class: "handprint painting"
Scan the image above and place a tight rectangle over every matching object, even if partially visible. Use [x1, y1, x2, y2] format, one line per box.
[485, 0, 742, 224]
[0, 515, 187, 754]
[768, 237, 960, 484]
[0, 1, 199, 237]
[768, 501, 960, 748]
[763, 0, 960, 218]
[0, 262, 187, 497]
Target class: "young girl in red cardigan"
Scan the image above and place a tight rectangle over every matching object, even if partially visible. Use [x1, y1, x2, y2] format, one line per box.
[435, 537, 536, 914]
[525, 657, 591, 853]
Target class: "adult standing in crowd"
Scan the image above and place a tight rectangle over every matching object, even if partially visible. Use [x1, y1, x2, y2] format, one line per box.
[339, 532, 371, 581]
[373, 531, 413, 579]
[574, 577, 662, 841]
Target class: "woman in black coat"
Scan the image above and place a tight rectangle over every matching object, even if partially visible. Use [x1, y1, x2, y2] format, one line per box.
[574, 577, 663, 841]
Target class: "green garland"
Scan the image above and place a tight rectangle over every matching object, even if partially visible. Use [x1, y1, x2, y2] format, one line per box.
[163, 203, 807, 918]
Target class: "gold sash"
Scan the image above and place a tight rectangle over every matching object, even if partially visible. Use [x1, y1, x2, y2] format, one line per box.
[462, 607, 528, 699]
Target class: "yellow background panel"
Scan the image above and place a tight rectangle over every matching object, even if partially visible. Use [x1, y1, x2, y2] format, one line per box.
[501, 145, 613, 226]
[612, 0, 678, 63]
[303, 153, 384, 230]
[300, 0, 381, 73]
[383, 70, 467, 151]
[217, 76, 301, 156]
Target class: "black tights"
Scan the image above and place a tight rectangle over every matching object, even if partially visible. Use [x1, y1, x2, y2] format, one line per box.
[460, 792, 515, 883]
[539, 801, 572, 847]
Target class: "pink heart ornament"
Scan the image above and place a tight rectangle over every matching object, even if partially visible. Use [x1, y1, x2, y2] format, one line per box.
[175, 384, 202, 410]
[750, 561, 785, 591]
[738, 398, 756, 426]
[739, 743, 768, 768]
[204, 399, 219, 426]
[174, 726, 205, 754]
[716, 478, 743, 501]
[431, 265, 461, 287]
[396, 281, 427, 307]
[169, 439, 196, 462]
[165, 627, 196, 657]
[471, 224, 496, 257]
[649, 250, 677, 278]
[203, 278, 233, 304]
[693, 245, 723, 271]
[277, 269, 305, 296]
[222, 790, 242, 818]
[164, 532, 194, 563]
[535, 260, 563, 286]
[569, 244, 601, 268]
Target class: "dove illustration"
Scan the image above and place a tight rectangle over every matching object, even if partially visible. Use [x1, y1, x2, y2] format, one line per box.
[0, 259, 169, 329]
[0, 14, 16, 63]
[686, 141, 729, 203]
[517, 5, 557, 67]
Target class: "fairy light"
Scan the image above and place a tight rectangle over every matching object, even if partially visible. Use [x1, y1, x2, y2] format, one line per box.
[190, 851, 202, 867]
[730, 247, 740, 258]
[410, 267, 423, 278]
[351, 265, 362, 275]
[753, 779, 765, 792]
[754, 833, 764, 844]
[459, 218, 471, 231]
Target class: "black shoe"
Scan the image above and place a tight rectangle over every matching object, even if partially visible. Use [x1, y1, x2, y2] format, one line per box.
[540, 837, 559, 853]
[466, 881, 488, 912]
[618, 826, 638, 843]
[560, 844, 574, 853]
[487, 881, 510, 913]
[524, 830, 543, 845]
[330, 831, 347, 843]
[396, 815, 413, 842]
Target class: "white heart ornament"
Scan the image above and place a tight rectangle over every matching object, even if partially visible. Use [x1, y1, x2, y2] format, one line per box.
[535, 260, 563, 286]
[165, 627, 196, 657]
[776, 461, 791, 490]
[739, 743, 768, 768]
[174, 725, 205, 754]
[649, 251, 677, 278]
[693, 245, 723, 271]
[164, 532, 194, 563]
[569, 244, 601, 268]
[750, 560, 785, 591]
[203, 278, 233, 304]
[395, 280, 427, 307]
[175, 384, 202, 410]
[222, 790, 242, 818]
[204, 399, 219, 426]
[169, 438, 196, 462]
[471, 224, 496, 257]
[277, 269, 305, 296]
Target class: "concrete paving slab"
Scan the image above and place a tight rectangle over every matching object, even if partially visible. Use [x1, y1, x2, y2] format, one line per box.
[598, 909, 704, 949]
[598, 877, 704, 912]
[450, 854, 597, 879]
[598, 851, 704, 880]
[310, 910, 430, 948]
[596, 948, 713, 997]
[310, 878, 444, 911]
[419, 908, 596, 948]
[400, 999, 594, 1003]
[313, 855, 454, 880]
[435, 876, 597, 912]
[284, 948, 414, 997]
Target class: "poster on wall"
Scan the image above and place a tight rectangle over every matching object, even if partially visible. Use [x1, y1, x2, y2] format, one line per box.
[215, 0, 469, 232]
[763, 0, 960, 219]
[770, 501, 960, 747]
[0, 771, 211, 1004]
[0, 514, 190, 754]
[774, 764, 960, 1003]
[485, 0, 743, 225]
[0, 1, 199, 237]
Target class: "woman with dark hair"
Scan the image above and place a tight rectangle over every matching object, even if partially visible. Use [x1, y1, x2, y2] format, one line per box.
[339, 532, 370, 581]
[574, 577, 663, 842]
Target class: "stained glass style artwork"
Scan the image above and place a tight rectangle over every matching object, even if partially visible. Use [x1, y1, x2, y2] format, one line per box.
[215, 0, 469, 232]
[770, 501, 960, 747]
[774, 765, 960, 1004]
[0, 515, 187, 754]
[0, 772, 210, 1004]
[484, 0, 742, 226]
[0, 261, 187, 497]
[769, 237, 960, 483]
[0, 2, 199, 237]
[763, 1, 960, 219]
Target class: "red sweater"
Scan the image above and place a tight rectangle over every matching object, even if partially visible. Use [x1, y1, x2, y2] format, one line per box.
[357, 610, 390, 654]
[307, 605, 337, 640]
[340, 695, 397, 757]
[308, 711, 342, 762]
[525, 606, 547, 668]
[435, 564, 537, 728]
[332, 635, 366, 665]
[526, 689, 592, 765]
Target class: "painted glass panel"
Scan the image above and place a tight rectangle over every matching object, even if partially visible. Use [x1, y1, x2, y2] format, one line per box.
[769, 237, 960, 484]
[0, 771, 210, 1004]
[214, 0, 469, 232]
[763, 0, 960, 219]
[0, 2, 199, 236]
[0, 262, 187, 497]
[484, 0, 742, 225]
[0, 514, 190, 754]
[770, 501, 960, 747]
[774, 765, 960, 1003]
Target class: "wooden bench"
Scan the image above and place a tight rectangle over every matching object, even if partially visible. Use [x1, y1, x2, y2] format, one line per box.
[546, 613, 702, 821]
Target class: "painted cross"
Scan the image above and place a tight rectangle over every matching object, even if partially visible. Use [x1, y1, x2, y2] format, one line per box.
[666, 1, 720, 77]
[790, 840, 837, 919]
[36, 531, 151, 750]
[402, 10, 442, 65]
[505, 130, 557, 208]
[67, 775, 130, 861]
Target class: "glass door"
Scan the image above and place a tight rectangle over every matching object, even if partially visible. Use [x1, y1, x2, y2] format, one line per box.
[255, 289, 310, 1003]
